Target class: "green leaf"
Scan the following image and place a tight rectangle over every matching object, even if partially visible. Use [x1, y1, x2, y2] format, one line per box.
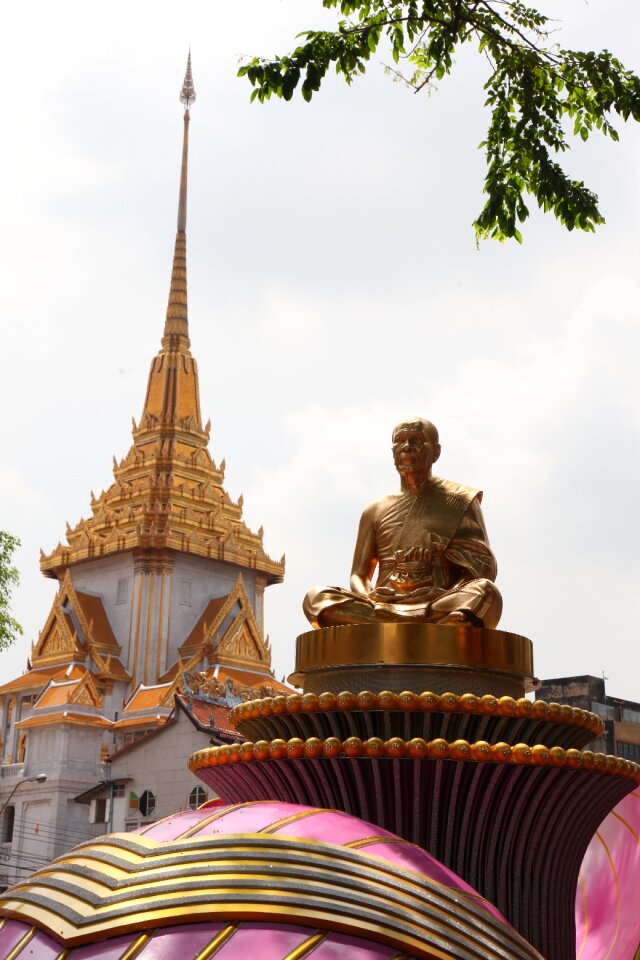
[0, 532, 22, 651]
[240, 0, 640, 240]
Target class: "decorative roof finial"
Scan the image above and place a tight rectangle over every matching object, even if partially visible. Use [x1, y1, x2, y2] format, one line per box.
[180, 50, 196, 110]
[162, 52, 194, 349]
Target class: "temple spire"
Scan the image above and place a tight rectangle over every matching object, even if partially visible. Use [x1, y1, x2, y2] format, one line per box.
[163, 53, 196, 350]
[177, 51, 195, 231]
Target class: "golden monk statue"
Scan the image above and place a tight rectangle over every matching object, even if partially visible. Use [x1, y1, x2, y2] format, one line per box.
[304, 418, 502, 629]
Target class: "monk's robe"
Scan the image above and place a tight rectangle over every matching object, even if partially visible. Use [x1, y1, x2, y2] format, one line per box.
[304, 477, 502, 628]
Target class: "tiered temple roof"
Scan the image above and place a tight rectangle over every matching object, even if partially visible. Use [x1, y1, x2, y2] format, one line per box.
[0, 55, 287, 766]
[39, 55, 283, 587]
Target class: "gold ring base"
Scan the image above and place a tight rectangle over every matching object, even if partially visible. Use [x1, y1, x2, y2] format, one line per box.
[289, 622, 536, 697]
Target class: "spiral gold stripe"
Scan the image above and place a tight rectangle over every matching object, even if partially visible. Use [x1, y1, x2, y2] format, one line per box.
[229, 691, 604, 737]
[188, 736, 640, 782]
[193, 923, 237, 960]
[259, 809, 326, 835]
[282, 930, 328, 960]
[120, 933, 151, 960]
[596, 831, 621, 960]
[4, 928, 36, 960]
[576, 873, 588, 960]
[611, 810, 640, 848]
[176, 801, 267, 840]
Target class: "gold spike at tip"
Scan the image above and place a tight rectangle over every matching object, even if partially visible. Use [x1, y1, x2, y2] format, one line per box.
[162, 51, 194, 348]
[180, 51, 196, 109]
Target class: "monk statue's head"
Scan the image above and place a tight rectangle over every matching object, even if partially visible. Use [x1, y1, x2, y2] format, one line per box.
[392, 418, 441, 487]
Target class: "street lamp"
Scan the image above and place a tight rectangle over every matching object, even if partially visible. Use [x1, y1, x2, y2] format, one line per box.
[0, 774, 47, 819]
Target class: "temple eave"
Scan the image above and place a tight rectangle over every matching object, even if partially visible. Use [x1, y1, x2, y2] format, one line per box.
[40, 536, 285, 582]
[128, 428, 210, 451]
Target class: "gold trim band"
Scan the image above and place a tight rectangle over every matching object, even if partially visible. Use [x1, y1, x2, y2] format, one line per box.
[188, 737, 640, 781]
[230, 690, 603, 737]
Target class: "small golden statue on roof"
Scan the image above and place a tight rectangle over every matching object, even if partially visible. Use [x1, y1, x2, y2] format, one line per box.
[304, 417, 502, 629]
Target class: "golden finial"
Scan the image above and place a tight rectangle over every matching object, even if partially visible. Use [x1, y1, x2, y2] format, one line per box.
[180, 51, 196, 110]
[163, 51, 194, 347]
[176, 51, 194, 234]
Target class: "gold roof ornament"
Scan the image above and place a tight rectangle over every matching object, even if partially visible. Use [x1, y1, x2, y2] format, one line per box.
[40, 55, 284, 586]
[164, 52, 193, 347]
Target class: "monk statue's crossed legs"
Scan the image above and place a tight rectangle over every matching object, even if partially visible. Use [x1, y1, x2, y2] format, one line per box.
[304, 579, 502, 630]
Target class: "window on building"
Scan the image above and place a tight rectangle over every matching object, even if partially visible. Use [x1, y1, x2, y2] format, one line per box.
[113, 784, 125, 798]
[188, 786, 206, 809]
[92, 798, 108, 824]
[1, 806, 15, 844]
[591, 701, 616, 720]
[179, 579, 192, 606]
[116, 578, 129, 605]
[622, 708, 640, 724]
[123, 730, 149, 746]
[139, 790, 156, 817]
[616, 741, 640, 763]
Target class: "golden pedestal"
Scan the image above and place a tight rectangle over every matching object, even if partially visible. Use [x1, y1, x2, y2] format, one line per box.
[289, 622, 537, 698]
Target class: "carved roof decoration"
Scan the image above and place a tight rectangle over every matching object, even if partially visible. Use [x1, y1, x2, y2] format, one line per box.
[39, 76, 284, 587]
[182, 667, 290, 702]
[30, 572, 128, 682]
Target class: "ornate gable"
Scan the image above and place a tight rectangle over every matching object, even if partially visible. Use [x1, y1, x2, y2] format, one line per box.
[178, 574, 271, 671]
[33, 590, 84, 667]
[69, 672, 104, 708]
[32, 572, 128, 681]
[217, 614, 265, 665]
[40, 620, 78, 659]
[31, 668, 104, 712]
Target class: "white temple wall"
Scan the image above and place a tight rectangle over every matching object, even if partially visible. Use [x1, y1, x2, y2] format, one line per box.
[26, 724, 107, 781]
[165, 555, 257, 668]
[108, 709, 213, 830]
[71, 554, 134, 649]
[0, 757, 108, 889]
[65, 551, 265, 685]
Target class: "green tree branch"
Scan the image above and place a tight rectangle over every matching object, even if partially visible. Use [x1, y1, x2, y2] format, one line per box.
[239, 0, 640, 240]
[0, 532, 23, 652]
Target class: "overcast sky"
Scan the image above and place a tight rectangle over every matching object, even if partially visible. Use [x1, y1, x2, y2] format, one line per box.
[1, 0, 640, 701]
